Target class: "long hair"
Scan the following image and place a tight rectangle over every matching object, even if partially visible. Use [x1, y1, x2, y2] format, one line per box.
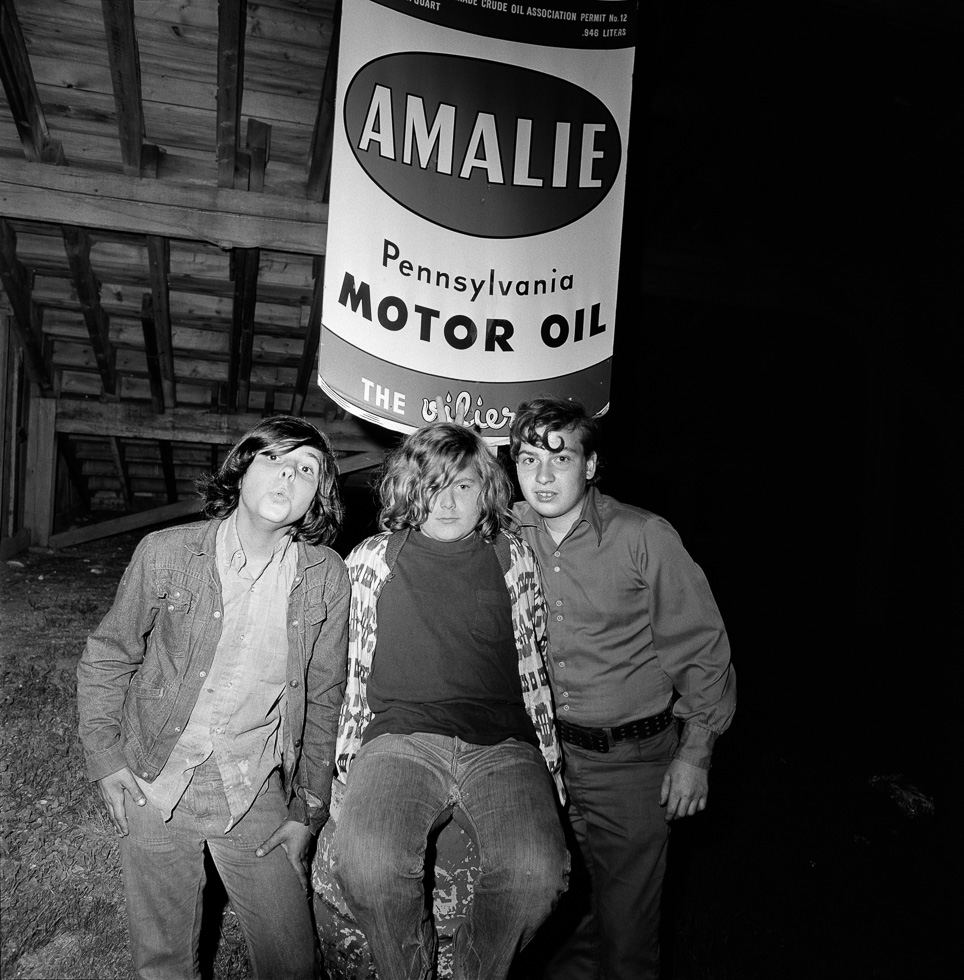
[378, 424, 511, 542]
[509, 396, 603, 484]
[198, 416, 344, 545]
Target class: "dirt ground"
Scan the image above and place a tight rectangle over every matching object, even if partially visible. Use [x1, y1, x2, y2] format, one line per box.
[1, 528, 940, 979]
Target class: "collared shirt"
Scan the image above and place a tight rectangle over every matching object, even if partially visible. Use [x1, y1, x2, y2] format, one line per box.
[513, 487, 735, 769]
[135, 512, 295, 826]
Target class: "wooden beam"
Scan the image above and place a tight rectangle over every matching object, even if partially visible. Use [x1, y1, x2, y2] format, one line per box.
[0, 219, 52, 392]
[217, 0, 247, 189]
[145, 236, 176, 406]
[24, 395, 57, 547]
[109, 436, 133, 511]
[245, 118, 272, 193]
[61, 225, 117, 395]
[100, 0, 158, 177]
[158, 439, 178, 503]
[292, 255, 324, 417]
[0, 159, 329, 252]
[47, 498, 204, 551]
[337, 451, 386, 476]
[0, 0, 65, 165]
[140, 293, 166, 412]
[307, 1, 340, 202]
[55, 400, 387, 453]
[229, 247, 259, 411]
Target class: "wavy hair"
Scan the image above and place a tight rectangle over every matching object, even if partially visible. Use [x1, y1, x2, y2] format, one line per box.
[198, 416, 344, 545]
[509, 396, 603, 484]
[378, 424, 511, 542]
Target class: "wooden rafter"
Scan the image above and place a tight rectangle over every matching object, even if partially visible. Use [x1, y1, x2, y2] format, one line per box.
[217, 0, 247, 189]
[0, 219, 52, 393]
[229, 247, 259, 412]
[145, 236, 176, 407]
[157, 440, 178, 504]
[0, 0, 65, 164]
[55, 401, 385, 455]
[243, 119, 272, 193]
[140, 294, 165, 413]
[109, 436, 133, 511]
[293, 256, 324, 418]
[100, 0, 158, 178]
[307, 1, 340, 202]
[61, 226, 117, 396]
[0, 160, 328, 252]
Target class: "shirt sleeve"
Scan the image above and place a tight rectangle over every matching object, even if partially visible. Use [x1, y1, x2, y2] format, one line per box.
[641, 518, 736, 769]
[76, 535, 160, 781]
[293, 555, 350, 832]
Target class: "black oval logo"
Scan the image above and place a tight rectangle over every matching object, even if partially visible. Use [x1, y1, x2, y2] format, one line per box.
[343, 53, 622, 239]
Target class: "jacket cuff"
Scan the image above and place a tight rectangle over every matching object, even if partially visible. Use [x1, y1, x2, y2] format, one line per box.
[86, 744, 129, 783]
[286, 794, 330, 835]
[672, 721, 718, 770]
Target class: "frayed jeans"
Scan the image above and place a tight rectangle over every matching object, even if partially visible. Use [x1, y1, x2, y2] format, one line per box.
[333, 733, 569, 980]
[120, 759, 319, 980]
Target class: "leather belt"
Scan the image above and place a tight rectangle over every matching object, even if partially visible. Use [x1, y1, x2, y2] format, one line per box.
[557, 706, 675, 754]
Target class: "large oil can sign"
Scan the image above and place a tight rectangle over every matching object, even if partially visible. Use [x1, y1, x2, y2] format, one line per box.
[319, 0, 638, 440]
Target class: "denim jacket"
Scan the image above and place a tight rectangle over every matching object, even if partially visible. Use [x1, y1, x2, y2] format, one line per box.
[77, 518, 350, 833]
[334, 527, 565, 802]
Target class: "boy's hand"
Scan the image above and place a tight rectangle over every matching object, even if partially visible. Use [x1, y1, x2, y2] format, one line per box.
[257, 819, 314, 892]
[96, 766, 146, 836]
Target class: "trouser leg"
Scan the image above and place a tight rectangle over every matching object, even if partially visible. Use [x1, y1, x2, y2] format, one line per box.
[333, 734, 450, 980]
[121, 793, 206, 980]
[204, 771, 319, 980]
[451, 737, 569, 980]
[545, 724, 678, 980]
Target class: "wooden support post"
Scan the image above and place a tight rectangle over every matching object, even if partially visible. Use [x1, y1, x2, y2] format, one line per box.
[24, 395, 57, 548]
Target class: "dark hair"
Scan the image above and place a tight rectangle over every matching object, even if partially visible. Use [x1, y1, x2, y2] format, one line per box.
[378, 424, 511, 542]
[198, 416, 344, 545]
[509, 397, 602, 482]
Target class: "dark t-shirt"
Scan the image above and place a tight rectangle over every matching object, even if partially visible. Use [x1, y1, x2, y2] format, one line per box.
[362, 530, 538, 747]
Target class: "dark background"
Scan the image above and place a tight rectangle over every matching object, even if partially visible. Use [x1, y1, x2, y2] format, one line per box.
[347, 4, 953, 974]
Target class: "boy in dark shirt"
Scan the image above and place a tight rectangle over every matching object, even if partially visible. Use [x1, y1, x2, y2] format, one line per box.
[332, 423, 568, 980]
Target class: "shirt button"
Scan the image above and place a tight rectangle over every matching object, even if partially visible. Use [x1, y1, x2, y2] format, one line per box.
[214, 611, 221, 619]
[174, 591, 181, 598]
[292, 620, 299, 627]
[289, 679, 300, 688]
[553, 551, 561, 558]
[553, 566, 560, 573]
[199, 671, 206, 678]
[556, 614, 563, 621]
[141, 771, 149, 777]
[294, 738, 302, 748]
[168, 605, 174, 611]
[174, 726, 181, 733]
[555, 600, 562, 606]
[562, 691, 569, 698]
[558, 661, 565, 668]
[215, 727, 224, 734]
[562, 704, 570, 712]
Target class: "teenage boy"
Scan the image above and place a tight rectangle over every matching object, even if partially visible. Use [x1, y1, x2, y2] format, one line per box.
[77, 416, 350, 980]
[332, 423, 568, 980]
[509, 397, 736, 980]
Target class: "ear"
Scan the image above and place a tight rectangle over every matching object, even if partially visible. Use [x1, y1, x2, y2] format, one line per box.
[585, 453, 598, 481]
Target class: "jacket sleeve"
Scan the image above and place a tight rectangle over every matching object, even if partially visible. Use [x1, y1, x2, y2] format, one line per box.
[289, 553, 350, 832]
[76, 535, 161, 781]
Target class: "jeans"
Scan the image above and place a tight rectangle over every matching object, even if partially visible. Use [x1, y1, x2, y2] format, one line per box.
[333, 733, 569, 980]
[120, 759, 319, 980]
[543, 723, 679, 980]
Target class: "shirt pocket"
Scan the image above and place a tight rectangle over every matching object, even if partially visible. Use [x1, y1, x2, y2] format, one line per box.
[470, 589, 513, 642]
[153, 580, 198, 657]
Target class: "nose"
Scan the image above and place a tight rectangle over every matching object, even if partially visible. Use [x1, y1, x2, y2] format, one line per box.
[279, 460, 295, 481]
[437, 486, 456, 509]
[535, 459, 554, 484]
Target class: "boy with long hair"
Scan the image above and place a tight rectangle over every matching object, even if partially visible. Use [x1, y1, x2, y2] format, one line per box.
[332, 423, 568, 980]
[78, 416, 350, 980]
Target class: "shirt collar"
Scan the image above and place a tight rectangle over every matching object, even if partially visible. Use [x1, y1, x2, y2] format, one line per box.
[217, 510, 295, 573]
[515, 486, 604, 546]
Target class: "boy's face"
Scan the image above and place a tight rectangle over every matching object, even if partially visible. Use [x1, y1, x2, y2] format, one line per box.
[515, 426, 596, 532]
[238, 444, 323, 534]
[420, 466, 484, 542]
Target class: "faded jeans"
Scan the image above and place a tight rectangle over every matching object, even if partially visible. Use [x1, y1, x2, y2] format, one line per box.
[120, 759, 318, 980]
[333, 733, 569, 980]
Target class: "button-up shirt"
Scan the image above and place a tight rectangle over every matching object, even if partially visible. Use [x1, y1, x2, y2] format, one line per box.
[513, 487, 735, 769]
[135, 512, 295, 826]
